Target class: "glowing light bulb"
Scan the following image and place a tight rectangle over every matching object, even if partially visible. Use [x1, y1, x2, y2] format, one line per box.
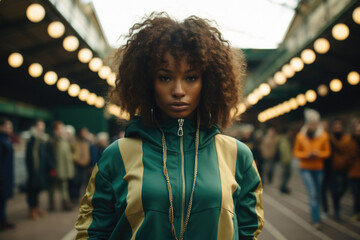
[68, 84, 80, 97]
[305, 90, 317, 102]
[281, 64, 295, 78]
[290, 57, 304, 72]
[63, 36, 79, 52]
[353, 7, 360, 24]
[347, 71, 359, 85]
[78, 89, 90, 101]
[259, 83, 271, 96]
[332, 23, 349, 41]
[57, 78, 70, 91]
[296, 94, 307, 106]
[47, 21, 65, 38]
[44, 71, 58, 85]
[78, 48, 93, 63]
[289, 98, 298, 110]
[274, 71, 287, 85]
[8, 52, 23, 68]
[95, 97, 105, 108]
[247, 93, 258, 105]
[26, 3, 45, 23]
[329, 79, 343, 92]
[314, 38, 330, 54]
[301, 49, 316, 64]
[89, 58, 103, 72]
[28, 63, 43, 77]
[98, 66, 111, 79]
[87, 93, 97, 105]
[317, 84, 329, 96]
[107, 73, 116, 86]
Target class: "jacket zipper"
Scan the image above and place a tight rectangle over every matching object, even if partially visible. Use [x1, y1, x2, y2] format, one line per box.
[178, 119, 185, 238]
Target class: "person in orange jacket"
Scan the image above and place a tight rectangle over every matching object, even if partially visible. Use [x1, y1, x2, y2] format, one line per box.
[293, 108, 331, 229]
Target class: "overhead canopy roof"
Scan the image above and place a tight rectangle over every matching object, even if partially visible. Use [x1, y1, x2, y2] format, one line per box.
[0, 0, 359, 125]
[242, 1, 360, 123]
[0, 0, 111, 110]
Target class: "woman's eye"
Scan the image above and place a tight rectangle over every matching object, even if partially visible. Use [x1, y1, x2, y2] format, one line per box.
[186, 75, 198, 82]
[158, 75, 171, 82]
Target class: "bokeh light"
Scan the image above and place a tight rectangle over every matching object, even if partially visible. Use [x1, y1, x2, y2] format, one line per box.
[44, 71, 58, 85]
[329, 79, 343, 92]
[57, 78, 70, 91]
[274, 71, 287, 85]
[78, 89, 90, 101]
[296, 93, 307, 106]
[281, 64, 295, 78]
[28, 63, 43, 78]
[8, 52, 23, 68]
[98, 66, 111, 79]
[63, 36, 79, 52]
[305, 89, 317, 102]
[332, 23, 349, 41]
[26, 4, 45, 23]
[290, 57, 304, 72]
[47, 21, 65, 38]
[314, 38, 330, 54]
[78, 48, 93, 63]
[317, 84, 329, 96]
[347, 71, 359, 85]
[89, 57, 103, 72]
[301, 49, 316, 64]
[68, 84, 80, 97]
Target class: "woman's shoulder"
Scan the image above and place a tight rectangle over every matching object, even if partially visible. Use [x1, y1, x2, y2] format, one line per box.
[214, 133, 252, 153]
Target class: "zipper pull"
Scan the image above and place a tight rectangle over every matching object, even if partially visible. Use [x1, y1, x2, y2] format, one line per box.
[178, 119, 184, 136]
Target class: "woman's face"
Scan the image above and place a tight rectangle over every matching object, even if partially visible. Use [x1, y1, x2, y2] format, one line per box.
[154, 52, 202, 120]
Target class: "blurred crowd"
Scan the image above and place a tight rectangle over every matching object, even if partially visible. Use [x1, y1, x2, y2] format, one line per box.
[0, 117, 126, 232]
[225, 109, 360, 229]
[1, 110, 360, 232]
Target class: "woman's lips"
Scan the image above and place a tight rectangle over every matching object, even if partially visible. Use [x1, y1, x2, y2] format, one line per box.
[169, 102, 189, 112]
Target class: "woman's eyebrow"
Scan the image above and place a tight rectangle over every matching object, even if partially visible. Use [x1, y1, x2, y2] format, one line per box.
[185, 68, 197, 73]
[158, 68, 172, 73]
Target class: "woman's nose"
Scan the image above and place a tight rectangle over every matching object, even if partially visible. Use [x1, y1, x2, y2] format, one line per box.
[172, 79, 185, 98]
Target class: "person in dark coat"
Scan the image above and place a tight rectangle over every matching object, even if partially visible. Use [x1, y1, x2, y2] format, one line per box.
[0, 117, 15, 231]
[25, 119, 54, 219]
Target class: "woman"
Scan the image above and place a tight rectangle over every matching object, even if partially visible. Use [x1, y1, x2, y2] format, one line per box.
[75, 13, 263, 240]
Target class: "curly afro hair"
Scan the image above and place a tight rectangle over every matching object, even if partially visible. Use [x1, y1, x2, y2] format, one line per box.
[110, 12, 246, 128]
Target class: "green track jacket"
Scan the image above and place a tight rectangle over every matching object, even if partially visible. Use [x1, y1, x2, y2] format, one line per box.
[75, 118, 264, 239]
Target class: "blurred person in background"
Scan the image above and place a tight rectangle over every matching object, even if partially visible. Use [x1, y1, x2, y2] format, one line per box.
[241, 124, 255, 151]
[293, 108, 331, 229]
[65, 125, 76, 145]
[75, 13, 263, 239]
[320, 120, 332, 218]
[260, 127, 278, 184]
[48, 121, 74, 211]
[278, 127, 293, 194]
[0, 117, 15, 231]
[252, 130, 264, 179]
[88, 132, 99, 174]
[329, 119, 353, 221]
[69, 127, 91, 204]
[25, 119, 54, 219]
[95, 132, 109, 163]
[348, 122, 360, 221]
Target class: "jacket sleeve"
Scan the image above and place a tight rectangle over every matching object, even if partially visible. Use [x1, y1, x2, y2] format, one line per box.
[317, 133, 331, 159]
[293, 134, 309, 159]
[75, 141, 122, 240]
[235, 142, 264, 240]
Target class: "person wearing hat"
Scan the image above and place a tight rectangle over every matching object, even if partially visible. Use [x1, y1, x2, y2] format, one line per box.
[293, 108, 331, 229]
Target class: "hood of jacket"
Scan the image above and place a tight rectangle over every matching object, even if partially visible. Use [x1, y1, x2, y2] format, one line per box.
[125, 117, 221, 152]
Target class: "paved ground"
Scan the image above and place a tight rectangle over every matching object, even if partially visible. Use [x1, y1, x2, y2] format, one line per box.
[1, 163, 359, 240]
